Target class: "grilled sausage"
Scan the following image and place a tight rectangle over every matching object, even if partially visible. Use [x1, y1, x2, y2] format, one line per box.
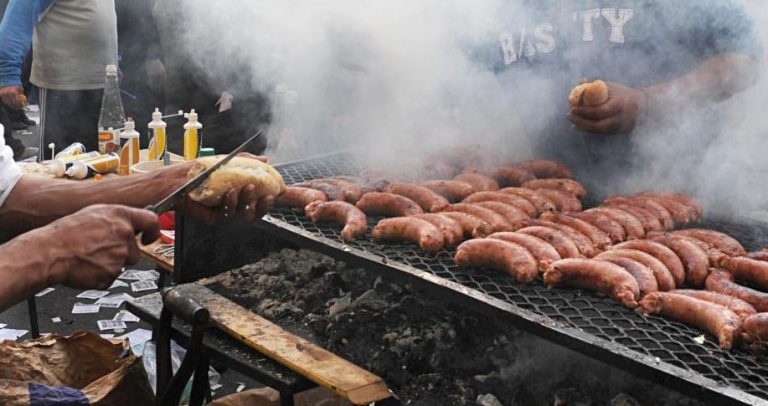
[462, 191, 537, 217]
[584, 207, 645, 239]
[384, 182, 450, 213]
[747, 251, 768, 262]
[706, 269, 768, 312]
[672, 290, 757, 321]
[499, 187, 557, 215]
[671, 229, 746, 257]
[411, 213, 463, 247]
[474, 201, 530, 226]
[543, 259, 640, 308]
[602, 203, 663, 233]
[420, 180, 475, 203]
[661, 232, 726, 266]
[491, 166, 537, 187]
[596, 256, 659, 296]
[446, 204, 514, 232]
[636, 191, 702, 220]
[540, 212, 611, 250]
[611, 240, 686, 288]
[294, 179, 363, 203]
[633, 195, 693, 225]
[334, 176, 386, 193]
[454, 239, 539, 283]
[517, 219, 597, 258]
[517, 160, 573, 179]
[650, 236, 711, 287]
[720, 256, 768, 291]
[603, 196, 675, 230]
[522, 178, 587, 199]
[453, 172, 499, 192]
[742, 313, 768, 345]
[640, 292, 741, 350]
[372, 217, 444, 253]
[305, 201, 367, 241]
[536, 189, 583, 213]
[487, 232, 561, 268]
[517, 226, 582, 259]
[439, 212, 494, 239]
[356, 192, 424, 217]
[275, 186, 328, 209]
[595, 249, 676, 291]
[572, 211, 626, 243]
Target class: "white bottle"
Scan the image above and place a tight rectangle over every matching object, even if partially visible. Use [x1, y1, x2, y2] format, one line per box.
[118, 120, 140, 175]
[147, 108, 167, 161]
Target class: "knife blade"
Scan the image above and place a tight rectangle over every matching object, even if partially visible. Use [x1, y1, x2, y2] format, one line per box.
[145, 131, 262, 213]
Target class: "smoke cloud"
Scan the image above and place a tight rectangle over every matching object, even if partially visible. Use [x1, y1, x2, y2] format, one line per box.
[168, 0, 768, 219]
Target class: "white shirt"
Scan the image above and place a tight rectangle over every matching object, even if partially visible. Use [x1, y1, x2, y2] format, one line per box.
[0, 124, 22, 207]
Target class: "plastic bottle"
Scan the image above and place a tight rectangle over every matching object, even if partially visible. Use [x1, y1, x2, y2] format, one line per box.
[183, 109, 203, 161]
[97, 65, 126, 154]
[118, 120, 140, 175]
[47, 151, 101, 177]
[54, 142, 86, 159]
[147, 108, 167, 161]
[65, 153, 120, 179]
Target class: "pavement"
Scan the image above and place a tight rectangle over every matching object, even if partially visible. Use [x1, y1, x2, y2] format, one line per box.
[0, 111, 260, 400]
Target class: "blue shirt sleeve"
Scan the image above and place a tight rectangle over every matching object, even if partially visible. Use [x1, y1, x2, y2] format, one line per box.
[683, 0, 763, 61]
[0, 0, 55, 88]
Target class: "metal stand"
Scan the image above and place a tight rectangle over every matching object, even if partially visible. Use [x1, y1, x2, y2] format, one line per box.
[27, 297, 39, 339]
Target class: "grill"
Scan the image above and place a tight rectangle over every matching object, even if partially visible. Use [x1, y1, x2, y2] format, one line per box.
[257, 153, 768, 406]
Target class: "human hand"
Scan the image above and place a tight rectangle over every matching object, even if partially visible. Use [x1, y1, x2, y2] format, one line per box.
[567, 82, 648, 135]
[0, 85, 23, 110]
[44, 205, 159, 290]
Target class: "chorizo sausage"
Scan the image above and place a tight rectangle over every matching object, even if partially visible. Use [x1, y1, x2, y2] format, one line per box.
[540, 212, 611, 250]
[420, 180, 475, 203]
[633, 195, 693, 225]
[356, 192, 424, 217]
[650, 236, 711, 288]
[522, 178, 587, 199]
[747, 251, 768, 262]
[672, 290, 756, 321]
[536, 189, 582, 213]
[742, 313, 768, 345]
[661, 233, 726, 266]
[603, 196, 675, 230]
[372, 217, 444, 253]
[275, 186, 328, 209]
[543, 259, 640, 308]
[517, 160, 573, 179]
[584, 207, 645, 239]
[499, 187, 557, 215]
[705, 269, 768, 312]
[517, 226, 582, 259]
[446, 204, 514, 232]
[454, 239, 539, 283]
[294, 179, 363, 203]
[487, 231, 561, 268]
[596, 256, 659, 296]
[517, 219, 597, 258]
[334, 176, 386, 193]
[411, 213, 464, 247]
[611, 240, 686, 288]
[384, 182, 450, 213]
[720, 256, 768, 291]
[671, 229, 746, 257]
[491, 166, 537, 187]
[305, 201, 367, 241]
[602, 203, 663, 233]
[572, 211, 626, 244]
[439, 212, 494, 239]
[595, 249, 676, 291]
[474, 201, 530, 226]
[639, 292, 741, 350]
[636, 191, 702, 220]
[453, 172, 499, 192]
[462, 191, 537, 217]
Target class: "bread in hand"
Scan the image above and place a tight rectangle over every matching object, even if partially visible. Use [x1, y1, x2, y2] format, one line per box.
[187, 156, 285, 207]
[569, 80, 609, 107]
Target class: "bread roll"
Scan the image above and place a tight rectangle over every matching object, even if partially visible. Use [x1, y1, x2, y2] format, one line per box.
[568, 80, 609, 107]
[187, 156, 285, 207]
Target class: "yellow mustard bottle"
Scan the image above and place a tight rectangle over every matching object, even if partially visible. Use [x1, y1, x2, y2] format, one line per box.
[118, 120, 140, 175]
[147, 108, 167, 161]
[183, 109, 203, 161]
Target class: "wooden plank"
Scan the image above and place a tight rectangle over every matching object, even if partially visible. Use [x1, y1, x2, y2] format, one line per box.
[139, 239, 174, 272]
[174, 284, 391, 405]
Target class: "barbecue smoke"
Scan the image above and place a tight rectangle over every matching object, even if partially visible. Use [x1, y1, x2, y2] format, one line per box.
[165, 0, 768, 219]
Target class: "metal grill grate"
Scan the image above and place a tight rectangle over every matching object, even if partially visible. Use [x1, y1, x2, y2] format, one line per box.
[266, 153, 768, 404]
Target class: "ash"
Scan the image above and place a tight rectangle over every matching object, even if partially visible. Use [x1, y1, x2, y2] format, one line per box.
[210, 249, 703, 406]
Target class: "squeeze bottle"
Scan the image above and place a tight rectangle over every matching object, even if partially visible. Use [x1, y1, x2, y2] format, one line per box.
[183, 109, 202, 161]
[147, 108, 167, 161]
[118, 120, 140, 175]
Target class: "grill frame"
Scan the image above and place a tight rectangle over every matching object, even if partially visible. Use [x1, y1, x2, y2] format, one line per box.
[255, 153, 768, 406]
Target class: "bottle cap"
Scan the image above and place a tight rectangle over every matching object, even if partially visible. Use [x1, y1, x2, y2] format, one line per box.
[199, 147, 215, 157]
[124, 120, 135, 131]
[152, 108, 162, 121]
[65, 161, 88, 179]
[106, 64, 118, 75]
[184, 109, 198, 122]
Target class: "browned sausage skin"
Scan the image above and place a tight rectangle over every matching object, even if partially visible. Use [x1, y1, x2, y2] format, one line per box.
[706, 269, 768, 312]
[462, 191, 537, 217]
[454, 239, 539, 283]
[671, 290, 756, 321]
[611, 240, 686, 288]
[747, 251, 768, 262]
[742, 313, 768, 346]
[275, 186, 328, 209]
[420, 180, 475, 202]
[536, 189, 583, 213]
[671, 229, 746, 257]
[636, 191, 703, 220]
[540, 212, 611, 250]
[305, 201, 367, 241]
[294, 179, 363, 203]
[491, 166, 537, 187]
[543, 259, 640, 308]
[516, 219, 597, 258]
[384, 182, 450, 213]
[516, 160, 573, 179]
[522, 178, 587, 199]
[446, 204, 514, 232]
[640, 292, 741, 350]
[650, 236, 711, 288]
[499, 188, 557, 215]
[720, 256, 768, 291]
[603, 196, 675, 230]
[584, 207, 645, 239]
[633, 195, 693, 225]
[474, 201, 530, 226]
[597, 256, 659, 296]
[410, 214, 463, 247]
[572, 211, 626, 243]
[439, 212, 494, 239]
[356, 192, 424, 217]
[453, 172, 500, 192]
[487, 232, 561, 269]
[603, 203, 663, 233]
[517, 226, 582, 259]
[372, 217, 444, 253]
[595, 249, 676, 291]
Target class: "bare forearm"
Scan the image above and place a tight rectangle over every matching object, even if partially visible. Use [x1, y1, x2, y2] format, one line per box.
[0, 162, 192, 238]
[0, 233, 56, 312]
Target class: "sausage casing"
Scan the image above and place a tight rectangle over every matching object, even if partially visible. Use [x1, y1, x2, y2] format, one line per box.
[516, 160, 573, 179]
[611, 240, 686, 288]
[517, 219, 597, 258]
[543, 259, 640, 308]
[410, 213, 463, 247]
[540, 212, 611, 250]
[372, 217, 445, 253]
[650, 236, 711, 287]
[633, 195, 693, 225]
[356, 192, 424, 217]
[603, 203, 663, 233]
[596, 256, 659, 296]
[595, 249, 676, 291]
[447, 204, 514, 232]
[517, 226, 582, 259]
[488, 231, 561, 268]
[474, 201, 530, 226]
[462, 191, 537, 217]
[522, 178, 587, 199]
[672, 289, 756, 321]
[584, 207, 645, 239]
[536, 189, 583, 213]
[305, 201, 367, 241]
[720, 256, 768, 291]
[453, 172, 499, 192]
[705, 269, 768, 312]
[499, 187, 557, 215]
[275, 186, 328, 209]
[603, 196, 675, 230]
[636, 192, 702, 220]
[439, 212, 494, 239]
[384, 182, 450, 213]
[671, 229, 746, 257]
[572, 211, 626, 243]
[742, 313, 768, 345]
[454, 239, 539, 283]
[420, 180, 475, 203]
[491, 166, 537, 187]
[295, 179, 363, 203]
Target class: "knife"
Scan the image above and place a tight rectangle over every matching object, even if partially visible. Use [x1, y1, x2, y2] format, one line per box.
[145, 131, 262, 213]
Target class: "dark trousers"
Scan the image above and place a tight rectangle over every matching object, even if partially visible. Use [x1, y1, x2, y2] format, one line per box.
[38, 88, 103, 160]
